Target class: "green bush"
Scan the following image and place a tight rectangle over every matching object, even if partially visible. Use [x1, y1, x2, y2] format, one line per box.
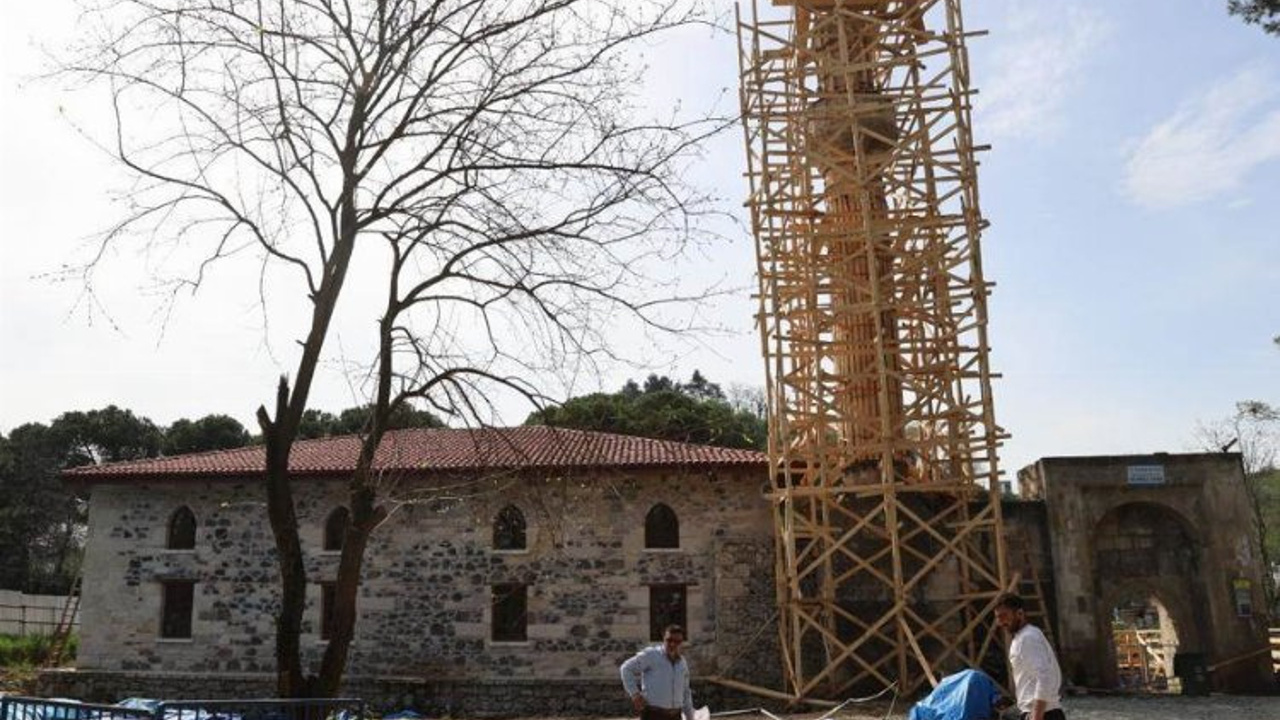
[0, 633, 78, 667]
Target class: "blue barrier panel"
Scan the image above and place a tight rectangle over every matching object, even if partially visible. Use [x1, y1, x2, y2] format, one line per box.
[0, 697, 157, 720]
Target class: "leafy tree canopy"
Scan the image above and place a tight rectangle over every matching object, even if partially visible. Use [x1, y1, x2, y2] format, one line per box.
[297, 405, 446, 439]
[1255, 468, 1280, 561]
[0, 423, 77, 591]
[525, 372, 766, 450]
[54, 405, 162, 467]
[1229, 0, 1280, 34]
[163, 414, 252, 455]
[0, 401, 445, 592]
[0, 413, 129, 592]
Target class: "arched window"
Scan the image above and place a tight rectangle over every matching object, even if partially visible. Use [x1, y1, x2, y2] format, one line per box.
[645, 503, 679, 549]
[167, 506, 196, 550]
[493, 505, 527, 551]
[324, 507, 350, 552]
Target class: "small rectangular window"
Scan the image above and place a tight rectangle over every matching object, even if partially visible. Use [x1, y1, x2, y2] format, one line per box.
[320, 582, 337, 640]
[491, 583, 528, 642]
[649, 584, 687, 641]
[160, 580, 195, 639]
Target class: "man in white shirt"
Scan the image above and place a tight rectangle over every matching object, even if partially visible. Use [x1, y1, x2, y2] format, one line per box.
[620, 624, 696, 720]
[995, 593, 1065, 720]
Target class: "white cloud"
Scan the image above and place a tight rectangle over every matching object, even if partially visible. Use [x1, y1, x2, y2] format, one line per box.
[1123, 65, 1280, 209]
[978, 3, 1111, 142]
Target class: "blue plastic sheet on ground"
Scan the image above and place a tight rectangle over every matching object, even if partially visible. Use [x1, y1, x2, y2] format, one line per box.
[907, 669, 1003, 720]
[382, 711, 423, 720]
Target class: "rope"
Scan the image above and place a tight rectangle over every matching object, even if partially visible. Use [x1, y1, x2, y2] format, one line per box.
[709, 681, 901, 720]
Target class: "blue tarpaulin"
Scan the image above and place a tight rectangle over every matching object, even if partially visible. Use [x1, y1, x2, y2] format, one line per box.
[907, 669, 1003, 720]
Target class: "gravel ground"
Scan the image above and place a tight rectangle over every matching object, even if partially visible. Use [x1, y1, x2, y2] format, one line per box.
[690, 695, 1280, 720]
[1038, 694, 1280, 719]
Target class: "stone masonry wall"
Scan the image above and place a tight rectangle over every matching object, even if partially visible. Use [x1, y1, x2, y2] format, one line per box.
[77, 467, 782, 694]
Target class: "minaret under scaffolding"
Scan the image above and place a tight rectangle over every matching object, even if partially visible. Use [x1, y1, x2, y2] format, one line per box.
[737, 0, 1008, 699]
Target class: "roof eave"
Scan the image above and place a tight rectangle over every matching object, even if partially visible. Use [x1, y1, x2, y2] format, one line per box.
[62, 459, 767, 485]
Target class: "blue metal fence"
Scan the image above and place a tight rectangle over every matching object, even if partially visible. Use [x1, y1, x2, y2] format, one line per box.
[0, 697, 156, 720]
[0, 699, 363, 720]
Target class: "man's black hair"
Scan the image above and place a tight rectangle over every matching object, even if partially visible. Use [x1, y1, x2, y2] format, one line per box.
[663, 624, 686, 638]
[996, 593, 1026, 611]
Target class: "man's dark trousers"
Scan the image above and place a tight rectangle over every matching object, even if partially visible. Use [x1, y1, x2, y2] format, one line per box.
[642, 707, 683, 720]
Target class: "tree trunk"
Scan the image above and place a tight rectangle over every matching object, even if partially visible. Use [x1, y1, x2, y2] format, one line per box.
[257, 157, 362, 696]
[316, 484, 384, 696]
[261, 378, 309, 697]
[316, 308, 393, 696]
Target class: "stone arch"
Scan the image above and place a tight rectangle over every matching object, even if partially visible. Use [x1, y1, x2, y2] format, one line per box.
[1090, 501, 1209, 689]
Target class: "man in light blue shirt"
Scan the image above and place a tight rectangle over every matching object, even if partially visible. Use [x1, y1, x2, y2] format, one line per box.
[620, 624, 695, 720]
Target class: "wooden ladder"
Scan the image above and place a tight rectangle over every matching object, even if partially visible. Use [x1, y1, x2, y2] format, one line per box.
[46, 575, 81, 667]
[1009, 532, 1055, 648]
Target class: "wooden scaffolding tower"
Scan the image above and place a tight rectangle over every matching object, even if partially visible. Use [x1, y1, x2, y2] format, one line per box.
[737, 0, 1008, 700]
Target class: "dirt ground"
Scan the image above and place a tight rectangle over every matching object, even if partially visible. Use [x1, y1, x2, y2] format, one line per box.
[0, 667, 37, 695]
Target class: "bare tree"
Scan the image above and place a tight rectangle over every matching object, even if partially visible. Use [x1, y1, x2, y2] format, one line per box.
[60, 0, 725, 696]
[1198, 401, 1279, 475]
[1196, 400, 1280, 611]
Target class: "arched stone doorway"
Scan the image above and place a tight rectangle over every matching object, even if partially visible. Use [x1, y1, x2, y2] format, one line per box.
[1091, 502, 1209, 690]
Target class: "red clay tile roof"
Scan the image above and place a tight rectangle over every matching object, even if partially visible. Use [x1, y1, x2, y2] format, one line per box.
[63, 426, 766, 482]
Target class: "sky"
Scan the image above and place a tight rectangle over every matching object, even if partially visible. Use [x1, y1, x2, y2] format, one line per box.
[1, 0, 1277, 475]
